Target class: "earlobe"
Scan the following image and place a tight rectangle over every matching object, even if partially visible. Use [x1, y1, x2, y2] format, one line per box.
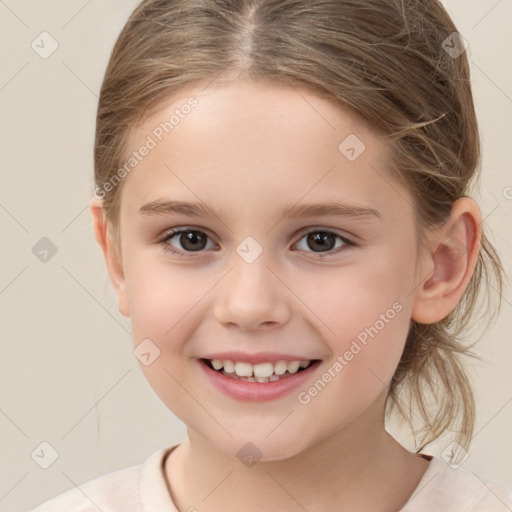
[90, 198, 130, 317]
[411, 197, 482, 324]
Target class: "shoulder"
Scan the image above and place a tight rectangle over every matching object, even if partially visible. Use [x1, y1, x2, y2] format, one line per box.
[402, 456, 512, 512]
[29, 464, 141, 512]
[29, 447, 175, 512]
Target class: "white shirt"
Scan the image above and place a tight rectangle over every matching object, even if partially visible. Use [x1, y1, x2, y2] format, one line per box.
[30, 445, 512, 511]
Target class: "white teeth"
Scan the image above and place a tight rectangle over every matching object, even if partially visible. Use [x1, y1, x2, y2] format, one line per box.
[223, 360, 235, 373]
[287, 361, 301, 374]
[211, 359, 223, 370]
[234, 361, 253, 377]
[207, 358, 313, 380]
[253, 362, 274, 378]
[274, 361, 288, 375]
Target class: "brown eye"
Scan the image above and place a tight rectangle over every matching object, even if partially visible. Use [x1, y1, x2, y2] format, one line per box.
[294, 229, 354, 257]
[305, 232, 337, 252]
[161, 229, 214, 255]
[177, 230, 208, 251]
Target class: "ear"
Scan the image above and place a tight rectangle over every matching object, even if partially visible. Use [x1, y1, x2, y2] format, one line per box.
[90, 197, 130, 317]
[411, 197, 482, 324]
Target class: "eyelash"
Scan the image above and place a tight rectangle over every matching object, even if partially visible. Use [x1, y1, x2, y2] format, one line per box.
[157, 227, 357, 259]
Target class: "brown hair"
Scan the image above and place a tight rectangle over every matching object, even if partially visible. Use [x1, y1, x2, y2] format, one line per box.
[94, 0, 504, 459]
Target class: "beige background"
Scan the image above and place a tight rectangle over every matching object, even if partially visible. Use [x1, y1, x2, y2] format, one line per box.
[0, 1, 511, 510]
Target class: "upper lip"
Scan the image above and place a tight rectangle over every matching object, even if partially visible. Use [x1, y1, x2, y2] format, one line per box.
[200, 351, 321, 365]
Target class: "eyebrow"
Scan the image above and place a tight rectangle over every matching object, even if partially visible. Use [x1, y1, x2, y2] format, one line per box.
[138, 200, 381, 221]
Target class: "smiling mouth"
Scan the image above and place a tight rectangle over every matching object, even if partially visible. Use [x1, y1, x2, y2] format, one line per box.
[201, 358, 321, 383]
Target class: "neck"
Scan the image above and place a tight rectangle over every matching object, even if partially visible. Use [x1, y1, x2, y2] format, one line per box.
[165, 395, 429, 512]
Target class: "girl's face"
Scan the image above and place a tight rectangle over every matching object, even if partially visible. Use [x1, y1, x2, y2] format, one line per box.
[111, 79, 427, 460]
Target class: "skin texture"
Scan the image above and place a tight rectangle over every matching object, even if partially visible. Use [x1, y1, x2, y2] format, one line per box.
[91, 79, 482, 512]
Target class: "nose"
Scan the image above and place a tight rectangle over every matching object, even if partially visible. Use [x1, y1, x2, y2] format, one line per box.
[213, 254, 291, 331]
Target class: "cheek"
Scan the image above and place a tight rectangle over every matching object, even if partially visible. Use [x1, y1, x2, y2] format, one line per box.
[295, 284, 411, 426]
[292, 251, 413, 340]
[291, 250, 414, 388]
[123, 258, 205, 419]
[123, 254, 205, 350]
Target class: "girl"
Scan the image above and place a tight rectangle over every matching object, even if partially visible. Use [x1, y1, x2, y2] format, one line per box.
[32, 0, 511, 510]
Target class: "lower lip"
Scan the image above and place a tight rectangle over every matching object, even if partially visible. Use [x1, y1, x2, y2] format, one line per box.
[198, 359, 321, 402]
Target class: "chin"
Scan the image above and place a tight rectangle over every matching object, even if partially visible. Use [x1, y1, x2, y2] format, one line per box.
[212, 433, 311, 465]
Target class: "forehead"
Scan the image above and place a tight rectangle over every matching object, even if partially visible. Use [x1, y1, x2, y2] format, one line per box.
[128, 78, 379, 153]
[120, 79, 411, 221]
